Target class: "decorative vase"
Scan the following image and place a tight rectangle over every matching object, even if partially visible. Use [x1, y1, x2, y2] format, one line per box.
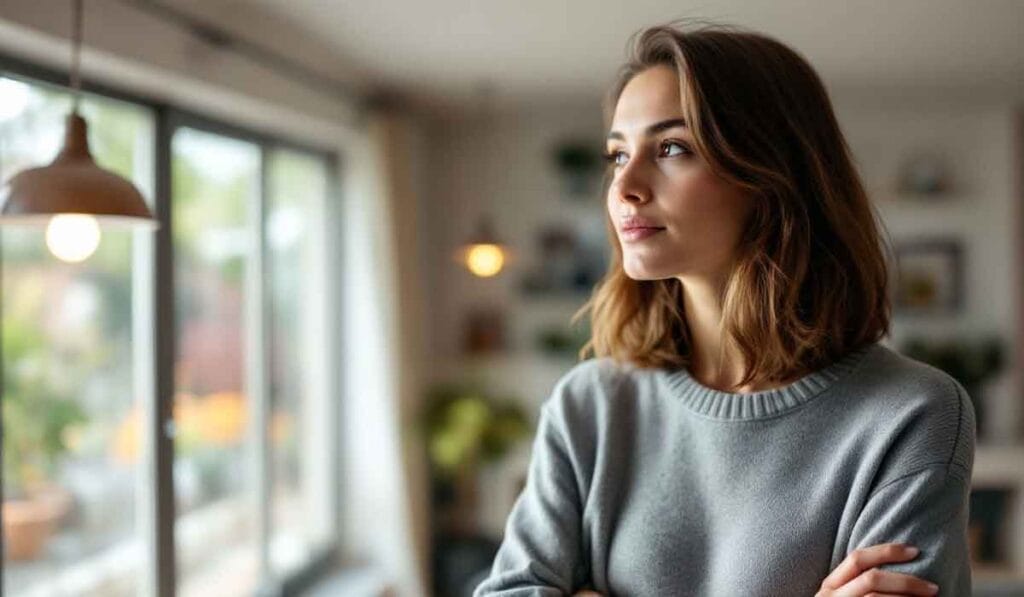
[2, 484, 72, 560]
[451, 464, 480, 537]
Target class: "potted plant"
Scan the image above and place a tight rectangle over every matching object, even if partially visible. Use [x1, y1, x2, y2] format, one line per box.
[2, 317, 87, 560]
[535, 319, 591, 359]
[420, 383, 530, 537]
[552, 140, 602, 197]
[420, 383, 532, 596]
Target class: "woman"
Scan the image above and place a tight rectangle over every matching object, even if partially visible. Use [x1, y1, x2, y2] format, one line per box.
[473, 21, 974, 597]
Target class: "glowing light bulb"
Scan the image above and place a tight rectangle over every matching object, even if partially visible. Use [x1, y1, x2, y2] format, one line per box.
[46, 214, 101, 263]
[465, 243, 505, 277]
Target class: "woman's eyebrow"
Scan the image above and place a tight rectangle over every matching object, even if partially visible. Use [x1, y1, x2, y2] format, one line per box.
[607, 118, 687, 141]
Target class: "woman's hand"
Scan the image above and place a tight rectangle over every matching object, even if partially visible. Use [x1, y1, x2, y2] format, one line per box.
[816, 543, 939, 596]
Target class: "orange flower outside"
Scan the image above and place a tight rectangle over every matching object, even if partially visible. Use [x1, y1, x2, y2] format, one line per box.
[111, 392, 249, 464]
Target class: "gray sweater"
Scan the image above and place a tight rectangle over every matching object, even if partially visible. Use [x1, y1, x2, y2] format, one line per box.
[473, 341, 975, 596]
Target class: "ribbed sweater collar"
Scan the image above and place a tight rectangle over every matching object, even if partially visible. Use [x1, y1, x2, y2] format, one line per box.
[662, 342, 880, 420]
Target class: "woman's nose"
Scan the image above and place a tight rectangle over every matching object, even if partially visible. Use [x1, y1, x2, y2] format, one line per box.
[613, 163, 652, 205]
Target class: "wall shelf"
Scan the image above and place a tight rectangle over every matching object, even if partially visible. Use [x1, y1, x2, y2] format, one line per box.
[971, 444, 1024, 590]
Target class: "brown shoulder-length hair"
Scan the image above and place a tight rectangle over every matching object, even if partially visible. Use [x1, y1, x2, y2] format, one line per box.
[573, 20, 892, 388]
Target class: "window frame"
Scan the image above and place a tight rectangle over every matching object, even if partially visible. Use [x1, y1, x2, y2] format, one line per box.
[0, 52, 343, 597]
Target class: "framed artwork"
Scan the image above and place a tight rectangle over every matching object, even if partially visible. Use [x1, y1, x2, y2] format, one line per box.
[520, 216, 608, 297]
[895, 151, 954, 196]
[893, 239, 963, 314]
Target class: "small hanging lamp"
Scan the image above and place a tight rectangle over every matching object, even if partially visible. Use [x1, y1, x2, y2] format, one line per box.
[455, 82, 510, 279]
[0, 0, 157, 231]
[457, 215, 509, 278]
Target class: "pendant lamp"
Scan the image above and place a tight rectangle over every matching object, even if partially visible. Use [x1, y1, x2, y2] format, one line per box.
[456, 82, 509, 278]
[0, 0, 157, 229]
[458, 215, 508, 278]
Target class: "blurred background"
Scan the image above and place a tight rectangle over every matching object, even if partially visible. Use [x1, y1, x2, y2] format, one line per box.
[0, 1, 1021, 596]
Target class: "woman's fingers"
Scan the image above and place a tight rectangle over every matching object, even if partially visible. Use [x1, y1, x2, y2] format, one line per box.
[820, 543, 920, 589]
[835, 568, 939, 596]
[817, 543, 939, 597]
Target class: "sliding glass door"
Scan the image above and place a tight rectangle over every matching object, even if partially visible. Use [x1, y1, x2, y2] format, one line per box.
[171, 127, 261, 596]
[169, 126, 336, 595]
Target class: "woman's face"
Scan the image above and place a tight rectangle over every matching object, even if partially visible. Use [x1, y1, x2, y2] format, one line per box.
[605, 65, 755, 283]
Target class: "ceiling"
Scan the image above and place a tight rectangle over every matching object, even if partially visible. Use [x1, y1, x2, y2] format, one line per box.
[159, 0, 1024, 114]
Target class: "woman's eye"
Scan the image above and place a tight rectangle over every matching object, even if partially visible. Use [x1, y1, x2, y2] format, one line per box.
[661, 141, 691, 157]
[603, 142, 690, 168]
[603, 150, 628, 167]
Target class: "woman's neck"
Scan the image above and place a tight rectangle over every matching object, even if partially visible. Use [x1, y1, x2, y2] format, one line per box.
[677, 273, 799, 394]
[678, 276, 731, 386]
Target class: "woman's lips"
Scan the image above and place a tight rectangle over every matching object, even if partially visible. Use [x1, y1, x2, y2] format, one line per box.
[620, 227, 665, 242]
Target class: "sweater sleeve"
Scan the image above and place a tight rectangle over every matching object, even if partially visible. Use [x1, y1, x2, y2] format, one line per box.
[473, 401, 589, 596]
[843, 377, 976, 595]
[845, 463, 972, 595]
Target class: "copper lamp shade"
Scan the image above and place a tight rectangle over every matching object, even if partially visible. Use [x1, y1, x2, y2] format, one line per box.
[0, 113, 158, 228]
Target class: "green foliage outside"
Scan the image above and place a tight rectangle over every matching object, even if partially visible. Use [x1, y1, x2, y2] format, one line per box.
[2, 316, 87, 500]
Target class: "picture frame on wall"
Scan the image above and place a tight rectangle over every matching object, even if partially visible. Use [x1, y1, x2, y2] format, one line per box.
[892, 238, 963, 315]
[895, 151, 955, 197]
[520, 216, 608, 297]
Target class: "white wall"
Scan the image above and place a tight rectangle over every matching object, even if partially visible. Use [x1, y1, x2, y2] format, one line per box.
[424, 106, 603, 354]
[423, 106, 609, 537]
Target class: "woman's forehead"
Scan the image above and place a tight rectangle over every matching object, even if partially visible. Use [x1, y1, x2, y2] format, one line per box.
[610, 66, 687, 135]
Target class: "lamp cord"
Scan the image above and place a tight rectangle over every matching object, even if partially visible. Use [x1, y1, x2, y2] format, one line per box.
[70, 0, 83, 114]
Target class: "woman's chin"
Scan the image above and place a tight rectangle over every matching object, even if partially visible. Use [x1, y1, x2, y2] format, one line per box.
[623, 266, 669, 281]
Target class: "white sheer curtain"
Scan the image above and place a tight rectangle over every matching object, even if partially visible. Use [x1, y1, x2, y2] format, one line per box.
[339, 107, 431, 596]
